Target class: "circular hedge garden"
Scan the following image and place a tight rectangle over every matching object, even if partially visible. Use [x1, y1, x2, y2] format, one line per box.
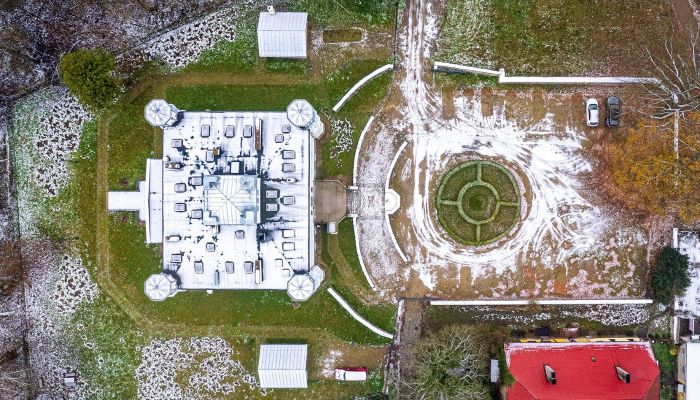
[436, 160, 521, 246]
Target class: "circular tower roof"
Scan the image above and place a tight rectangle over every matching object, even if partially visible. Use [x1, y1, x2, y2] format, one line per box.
[144, 273, 178, 301]
[287, 273, 315, 302]
[286, 99, 315, 128]
[145, 99, 179, 127]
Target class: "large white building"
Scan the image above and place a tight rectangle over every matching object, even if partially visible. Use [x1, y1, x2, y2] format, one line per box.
[108, 99, 324, 301]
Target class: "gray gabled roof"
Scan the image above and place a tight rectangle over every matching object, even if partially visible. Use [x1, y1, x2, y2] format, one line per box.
[258, 344, 308, 388]
[258, 12, 307, 31]
[257, 12, 308, 58]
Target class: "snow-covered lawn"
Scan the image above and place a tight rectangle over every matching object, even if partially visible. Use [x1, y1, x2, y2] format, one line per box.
[23, 243, 100, 399]
[136, 337, 264, 400]
[397, 89, 647, 297]
[447, 303, 655, 327]
[10, 87, 91, 236]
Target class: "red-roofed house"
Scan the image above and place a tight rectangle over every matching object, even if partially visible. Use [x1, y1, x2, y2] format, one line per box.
[504, 342, 660, 400]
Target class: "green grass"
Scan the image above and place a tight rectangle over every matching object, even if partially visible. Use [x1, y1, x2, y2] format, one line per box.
[290, 0, 395, 27]
[436, 0, 620, 75]
[70, 296, 141, 399]
[321, 59, 393, 178]
[321, 225, 395, 334]
[652, 343, 676, 400]
[106, 88, 157, 190]
[436, 161, 520, 245]
[323, 29, 363, 43]
[337, 219, 373, 292]
[183, 11, 257, 74]
[165, 83, 325, 111]
[264, 59, 309, 75]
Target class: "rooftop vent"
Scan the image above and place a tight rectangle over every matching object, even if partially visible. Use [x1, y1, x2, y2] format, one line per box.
[544, 364, 556, 384]
[267, 5, 275, 15]
[616, 366, 630, 383]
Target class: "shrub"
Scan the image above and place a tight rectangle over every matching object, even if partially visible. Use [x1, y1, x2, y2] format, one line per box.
[59, 49, 121, 110]
[651, 246, 691, 304]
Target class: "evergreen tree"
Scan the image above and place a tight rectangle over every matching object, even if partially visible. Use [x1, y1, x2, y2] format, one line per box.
[59, 49, 121, 110]
[651, 246, 691, 304]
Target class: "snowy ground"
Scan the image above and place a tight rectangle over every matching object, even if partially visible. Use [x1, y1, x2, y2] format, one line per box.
[395, 89, 647, 297]
[23, 243, 100, 398]
[136, 337, 264, 400]
[355, 0, 648, 300]
[10, 87, 91, 236]
[123, 6, 248, 71]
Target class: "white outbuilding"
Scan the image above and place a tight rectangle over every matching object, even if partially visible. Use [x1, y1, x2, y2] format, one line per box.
[257, 10, 308, 59]
[258, 344, 308, 388]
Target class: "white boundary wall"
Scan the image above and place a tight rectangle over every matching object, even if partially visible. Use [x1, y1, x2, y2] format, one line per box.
[431, 299, 653, 306]
[385, 141, 409, 263]
[350, 115, 378, 291]
[333, 64, 394, 112]
[327, 287, 394, 339]
[352, 116, 375, 185]
[433, 62, 660, 85]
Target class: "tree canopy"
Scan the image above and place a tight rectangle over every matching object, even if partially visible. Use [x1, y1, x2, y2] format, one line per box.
[606, 112, 700, 222]
[651, 246, 691, 304]
[59, 49, 121, 110]
[403, 324, 489, 400]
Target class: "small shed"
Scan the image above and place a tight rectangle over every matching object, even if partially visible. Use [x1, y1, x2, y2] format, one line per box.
[257, 11, 308, 58]
[258, 344, 308, 388]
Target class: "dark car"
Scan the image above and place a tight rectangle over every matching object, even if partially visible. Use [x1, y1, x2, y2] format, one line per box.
[606, 96, 621, 127]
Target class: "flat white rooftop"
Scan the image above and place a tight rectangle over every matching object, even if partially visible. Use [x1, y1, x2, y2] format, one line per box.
[677, 231, 700, 317]
[160, 111, 315, 290]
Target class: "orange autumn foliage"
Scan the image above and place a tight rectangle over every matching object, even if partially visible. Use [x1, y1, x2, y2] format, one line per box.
[607, 112, 700, 222]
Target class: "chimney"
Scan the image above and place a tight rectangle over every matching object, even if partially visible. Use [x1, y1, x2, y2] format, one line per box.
[544, 364, 556, 384]
[267, 5, 276, 15]
[616, 366, 631, 383]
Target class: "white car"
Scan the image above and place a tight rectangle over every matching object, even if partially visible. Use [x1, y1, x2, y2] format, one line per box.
[334, 367, 368, 381]
[586, 98, 599, 127]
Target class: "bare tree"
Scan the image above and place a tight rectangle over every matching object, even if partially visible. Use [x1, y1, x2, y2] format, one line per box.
[0, 350, 28, 399]
[402, 324, 489, 400]
[644, 29, 700, 119]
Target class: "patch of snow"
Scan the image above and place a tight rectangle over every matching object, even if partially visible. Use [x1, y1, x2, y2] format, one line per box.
[126, 7, 243, 70]
[459, 303, 652, 327]
[23, 244, 99, 398]
[327, 115, 354, 167]
[136, 337, 265, 400]
[321, 350, 343, 378]
[10, 87, 92, 237]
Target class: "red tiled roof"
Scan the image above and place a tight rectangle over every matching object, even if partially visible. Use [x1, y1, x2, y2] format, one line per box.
[505, 342, 660, 400]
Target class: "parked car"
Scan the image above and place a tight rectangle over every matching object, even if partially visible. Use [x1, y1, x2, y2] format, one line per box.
[586, 98, 599, 127]
[335, 367, 368, 381]
[606, 96, 621, 127]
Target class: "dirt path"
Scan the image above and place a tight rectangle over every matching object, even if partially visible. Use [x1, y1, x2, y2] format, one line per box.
[394, 299, 426, 399]
[353, 0, 446, 299]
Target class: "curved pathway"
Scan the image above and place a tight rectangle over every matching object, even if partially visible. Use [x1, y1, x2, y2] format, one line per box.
[354, 0, 444, 298]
